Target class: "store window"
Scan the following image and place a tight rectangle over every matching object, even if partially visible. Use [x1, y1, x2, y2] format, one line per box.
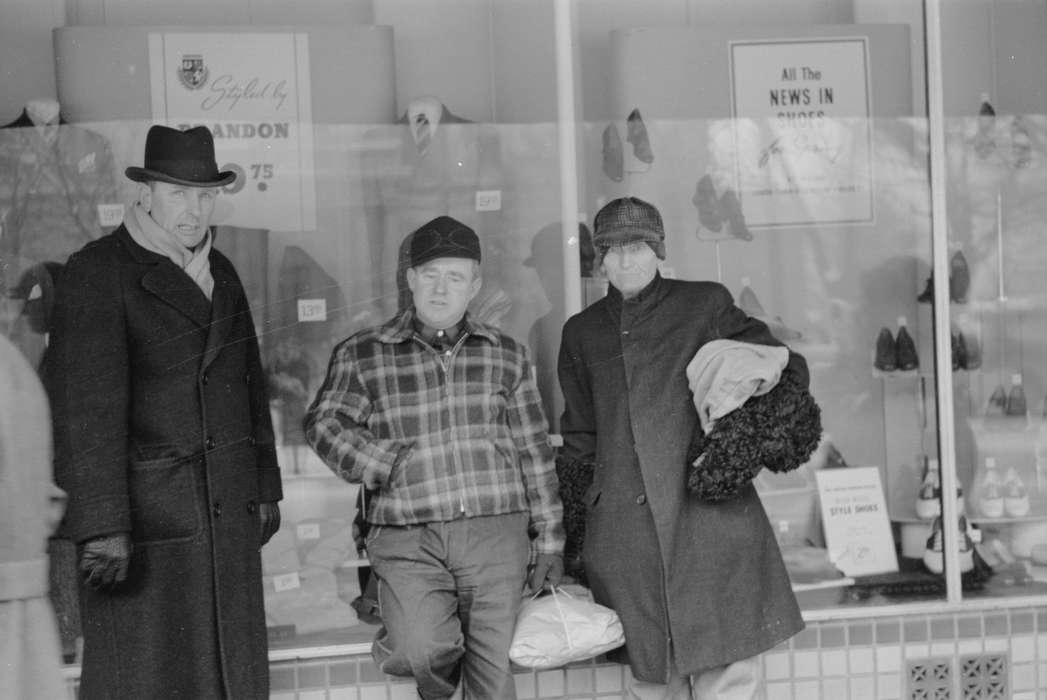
[1, 0, 1046, 667]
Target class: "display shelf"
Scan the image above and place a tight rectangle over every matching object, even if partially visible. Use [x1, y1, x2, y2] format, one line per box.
[968, 294, 1047, 314]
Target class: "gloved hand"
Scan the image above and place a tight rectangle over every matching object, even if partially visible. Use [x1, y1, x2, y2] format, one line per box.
[259, 502, 281, 546]
[80, 533, 132, 591]
[528, 553, 564, 592]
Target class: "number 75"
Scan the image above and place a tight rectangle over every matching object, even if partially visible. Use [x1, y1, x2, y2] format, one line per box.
[250, 163, 274, 179]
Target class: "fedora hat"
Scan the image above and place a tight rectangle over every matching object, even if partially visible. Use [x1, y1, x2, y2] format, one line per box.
[125, 125, 236, 187]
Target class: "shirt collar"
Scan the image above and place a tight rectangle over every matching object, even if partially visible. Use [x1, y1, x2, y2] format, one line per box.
[377, 307, 500, 346]
[606, 271, 665, 314]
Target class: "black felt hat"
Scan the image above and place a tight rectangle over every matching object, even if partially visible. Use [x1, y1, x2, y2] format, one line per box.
[125, 125, 236, 187]
[409, 216, 481, 267]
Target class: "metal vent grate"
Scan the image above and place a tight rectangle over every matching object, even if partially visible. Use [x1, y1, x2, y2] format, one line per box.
[959, 654, 1008, 700]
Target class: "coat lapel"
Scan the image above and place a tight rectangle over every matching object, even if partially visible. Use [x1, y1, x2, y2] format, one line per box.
[139, 257, 213, 329]
[201, 260, 237, 372]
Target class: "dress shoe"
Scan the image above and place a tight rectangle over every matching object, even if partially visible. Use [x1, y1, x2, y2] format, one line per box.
[874, 327, 897, 372]
[949, 251, 970, 303]
[915, 466, 941, 521]
[917, 275, 934, 303]
[951, 330, 965, 371]
[977, 459, 1004, 519]
[961, 331, 981, 370]
[986, 385, 1007, 417]
[626, 108, 654, 164]
[1003, 467, 1030, 517]
[601, 123, 624, 182]
[693, 174, 724, 233]
[923, 516, 975, 574]
[1006, 375, 1027, 417]
[895, 323, 918, 371]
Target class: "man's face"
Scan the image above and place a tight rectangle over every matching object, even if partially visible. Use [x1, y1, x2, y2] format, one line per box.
[601, 241, 658, 298]
[141, 181, 218, 249]
[407, 257, 481, 329]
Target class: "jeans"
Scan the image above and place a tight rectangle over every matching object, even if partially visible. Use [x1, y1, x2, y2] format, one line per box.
[367, 512, 530, 700]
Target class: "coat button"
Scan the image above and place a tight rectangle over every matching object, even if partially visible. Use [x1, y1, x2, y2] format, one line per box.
[205, 436, 216, 449]
[212, 501, 222, 517]
[635, 494, 647, 505]
[246, 501, 257, 515]
[201, 373, 209, 385]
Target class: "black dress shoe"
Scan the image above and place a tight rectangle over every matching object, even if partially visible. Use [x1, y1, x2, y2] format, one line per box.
[874, 327, 897, 372]
[917, 275, 934, 303]
[949, 251, 970, 303]
[896, 325, 919, 371]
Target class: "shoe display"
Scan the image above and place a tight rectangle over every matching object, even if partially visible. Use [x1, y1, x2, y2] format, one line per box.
[1003, 467, 1030, 517]
[922, 515, 976, 575]
[720, 189, 753, 242]
[961, 330, 981, 370]
[986, 384, 1007, 416]
[601, 123, 624, 182]
[976, 457, 1004, 519]
[895, 317, 918, 371]
[974, 95, 996, 159]
[917, 275, 934, 303]
[693, 174, 724, 233]
[874, 327, 897, 372]
[626, 108, 654, 164]
[923, 516, 944, 574]
[915, 459, 941, 520]
[1006, 373, 1027, 417]
[950, 329, 964, 371]
[949, 251, 969, 303]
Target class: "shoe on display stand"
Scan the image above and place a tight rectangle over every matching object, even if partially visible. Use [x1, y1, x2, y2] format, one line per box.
[874, 327, 897, 372]
[917, 275, 934, 303]
[976, 457, 1005, 519]
[895, 317, 918, 371]
[922, 515, 976, 575]
[626, 108, 654, 164]
[949, 250, 970, 303]
[1005, 373, 1027, 417]
[950, 329, 965, 371]
[960, 330, 981, 370]
[1003, 467, 1030, 517]
[986, 384, 1008, 416]
[601, 123, 624, 182]
[915, 458, 941, 521]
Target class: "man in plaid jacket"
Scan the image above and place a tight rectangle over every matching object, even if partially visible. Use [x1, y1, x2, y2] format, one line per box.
[305, 215, 564, 700]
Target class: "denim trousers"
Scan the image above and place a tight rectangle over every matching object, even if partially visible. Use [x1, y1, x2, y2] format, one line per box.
[367, 512, 530, 700]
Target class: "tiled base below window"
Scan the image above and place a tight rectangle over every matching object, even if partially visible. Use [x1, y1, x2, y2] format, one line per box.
[63, 607, 1047, 699]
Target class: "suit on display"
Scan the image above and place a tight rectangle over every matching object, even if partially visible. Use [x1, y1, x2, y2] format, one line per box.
[361, 96, 508, 323]
[0, 100, 118, 293]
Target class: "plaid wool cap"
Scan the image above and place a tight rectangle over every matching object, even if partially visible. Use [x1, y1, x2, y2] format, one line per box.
[409, 215, 482, 267]
[592, 196, 666, 259]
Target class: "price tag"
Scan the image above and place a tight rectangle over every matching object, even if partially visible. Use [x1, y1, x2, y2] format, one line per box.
[97, 203, 125, 227]
[273, 572, 301, 592]
[296, 523, 321, 541]
[475, 190, 502, 212]
[297, 298, 327, 322]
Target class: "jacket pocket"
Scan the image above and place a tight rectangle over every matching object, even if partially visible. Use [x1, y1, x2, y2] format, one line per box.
[129, 454, 203, 544]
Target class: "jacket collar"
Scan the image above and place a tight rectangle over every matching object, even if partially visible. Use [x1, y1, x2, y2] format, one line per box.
[605, 271, 667, 318]
[377, 306, 499, 346]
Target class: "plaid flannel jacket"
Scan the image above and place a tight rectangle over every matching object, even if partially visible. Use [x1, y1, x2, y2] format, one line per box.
[304, 309, 564, 556]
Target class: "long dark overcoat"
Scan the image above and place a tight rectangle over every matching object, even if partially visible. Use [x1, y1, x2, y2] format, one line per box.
[45, 226, 282, 699]
[557, 274, 805, 682]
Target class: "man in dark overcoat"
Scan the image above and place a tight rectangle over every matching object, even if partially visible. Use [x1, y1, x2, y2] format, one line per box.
[557, 197, 806, 699]
[45, 125, 282, 699]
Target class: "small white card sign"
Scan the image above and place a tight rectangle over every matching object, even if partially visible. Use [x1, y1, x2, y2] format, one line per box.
[815, 466, 898, 577]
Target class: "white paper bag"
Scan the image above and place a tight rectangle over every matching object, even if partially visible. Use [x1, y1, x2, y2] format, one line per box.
[509, 586, 625, 669]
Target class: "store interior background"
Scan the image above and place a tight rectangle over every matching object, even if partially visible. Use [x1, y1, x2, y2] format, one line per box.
[5, 0, 1047, 682]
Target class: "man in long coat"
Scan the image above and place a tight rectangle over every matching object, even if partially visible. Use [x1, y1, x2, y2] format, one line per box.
[45, 125, 282, 698]
[557, 197, 805, 699]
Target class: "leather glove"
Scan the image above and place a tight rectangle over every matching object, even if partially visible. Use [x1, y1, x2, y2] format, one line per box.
[80, 533, 132, 591]
[528, 553, 564, 592]
[259, 502, 281, 546]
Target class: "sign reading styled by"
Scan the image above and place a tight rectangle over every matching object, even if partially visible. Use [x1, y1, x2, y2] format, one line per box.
[148, 32, 316, 231]
[815, 466, 898, 577]
[729, 38, 873, 228]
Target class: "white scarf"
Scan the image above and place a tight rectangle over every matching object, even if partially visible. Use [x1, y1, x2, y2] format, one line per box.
[125, 202, 215, 301]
